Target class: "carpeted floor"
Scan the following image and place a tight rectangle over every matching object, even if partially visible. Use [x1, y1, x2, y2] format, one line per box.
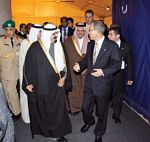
[14, 103, 150, 142]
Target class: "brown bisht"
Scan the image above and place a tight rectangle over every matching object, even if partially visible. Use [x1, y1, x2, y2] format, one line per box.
[22, 41, 72, 138]
[64, 37, 86, 113]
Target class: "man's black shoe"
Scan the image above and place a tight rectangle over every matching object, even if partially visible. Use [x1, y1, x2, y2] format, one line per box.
[80, 124, 92, 133]
[112, 116, 121, 124]
[95, 136, 102, 142]
[57, 136, 67, 142]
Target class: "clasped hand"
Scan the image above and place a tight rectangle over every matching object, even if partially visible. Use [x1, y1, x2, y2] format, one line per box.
[57, 77, 65, 87]
[26, 84, 34, 92]
[73, 63, 80, 72]
[91, 69, 104, 77]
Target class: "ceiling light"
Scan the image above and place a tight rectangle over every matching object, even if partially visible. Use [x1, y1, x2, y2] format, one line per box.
[106, 6, 110, 11]
[88, 0, 94, 3]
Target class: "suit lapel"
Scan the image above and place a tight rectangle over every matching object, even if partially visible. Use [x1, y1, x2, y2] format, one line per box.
[120, 41, 126, 58]
[90, 41, 95, 64]
[94, 38, 107, 65]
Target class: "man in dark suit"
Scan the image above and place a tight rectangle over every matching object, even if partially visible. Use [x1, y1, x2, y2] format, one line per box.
[17, 23, 27, 39]
[108, 26, 134, 124]
[73, 21, 121, 142]
[84, 9, 94, 32]
[59, 16, 74, 43]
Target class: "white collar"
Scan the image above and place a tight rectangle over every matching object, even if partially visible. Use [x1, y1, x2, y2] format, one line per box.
[116, 39, 121, 47]
[96, 36, 105, 47]
[63, 26, 68, 30]
[78, 37, 84, 50]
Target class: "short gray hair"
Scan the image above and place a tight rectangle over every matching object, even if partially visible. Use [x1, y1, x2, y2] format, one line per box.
[92, 20, 105, 34]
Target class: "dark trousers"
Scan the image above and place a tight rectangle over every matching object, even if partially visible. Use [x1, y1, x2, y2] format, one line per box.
[112, 70, 125, 119]
[82, 86, 111, 137]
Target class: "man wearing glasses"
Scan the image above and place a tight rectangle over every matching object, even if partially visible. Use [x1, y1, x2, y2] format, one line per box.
[73, 21, 121, 142]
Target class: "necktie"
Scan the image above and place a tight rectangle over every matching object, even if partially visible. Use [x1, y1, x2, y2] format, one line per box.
[49, 43, 55, 63]
[63, 28, 67, 42]
[11, 37, 14, 47]
[93, 42, 98, 65]
[64, 28, 66, 36]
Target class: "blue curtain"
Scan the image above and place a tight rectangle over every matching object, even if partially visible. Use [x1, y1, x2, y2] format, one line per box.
[112, 0, 150, 122]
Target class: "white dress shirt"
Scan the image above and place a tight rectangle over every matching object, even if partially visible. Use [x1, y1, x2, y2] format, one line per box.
[116, 39, 125, 69]
[78, 37, 84, 51]
[93, 36, 105, 61]
[116, 39, 121, 47]
[62, 26, 68, 42]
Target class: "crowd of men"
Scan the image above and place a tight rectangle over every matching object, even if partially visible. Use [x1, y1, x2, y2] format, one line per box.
[0, 9, 133, 142]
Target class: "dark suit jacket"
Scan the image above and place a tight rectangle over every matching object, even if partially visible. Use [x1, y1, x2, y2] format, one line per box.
[119, 40, 134, 80]
[17, 32, 27, 39]
[78, 38, 122, 97]
[60, 27, 74, 42]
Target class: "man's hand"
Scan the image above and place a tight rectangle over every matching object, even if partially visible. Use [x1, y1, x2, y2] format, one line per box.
[57, 77, 65, 87]
[91, 69, 104, 77]
[73, 63, 80, 72]
[127, 80, 133, 85]
[26, 84, 34, 92]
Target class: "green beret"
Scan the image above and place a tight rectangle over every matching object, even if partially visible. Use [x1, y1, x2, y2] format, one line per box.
[2, 20, 15, 28]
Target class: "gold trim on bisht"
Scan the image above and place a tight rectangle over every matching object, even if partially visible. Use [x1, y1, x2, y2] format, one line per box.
[38, 40, 61, 78]
[0, 52, 14, 59]
[72, 37, 82, 57]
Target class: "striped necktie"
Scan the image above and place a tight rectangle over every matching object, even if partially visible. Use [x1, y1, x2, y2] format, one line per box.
[93, 42, 98, 65]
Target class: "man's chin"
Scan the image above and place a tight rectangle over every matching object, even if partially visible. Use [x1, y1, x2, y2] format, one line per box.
[89, 37, 93, 40]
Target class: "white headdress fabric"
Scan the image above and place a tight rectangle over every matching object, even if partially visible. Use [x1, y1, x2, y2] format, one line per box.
[28, 24, 42, 43]
[41, 23, 66, 72]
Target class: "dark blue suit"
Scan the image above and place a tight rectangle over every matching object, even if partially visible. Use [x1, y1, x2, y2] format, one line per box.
[78, 38, 121, 137]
